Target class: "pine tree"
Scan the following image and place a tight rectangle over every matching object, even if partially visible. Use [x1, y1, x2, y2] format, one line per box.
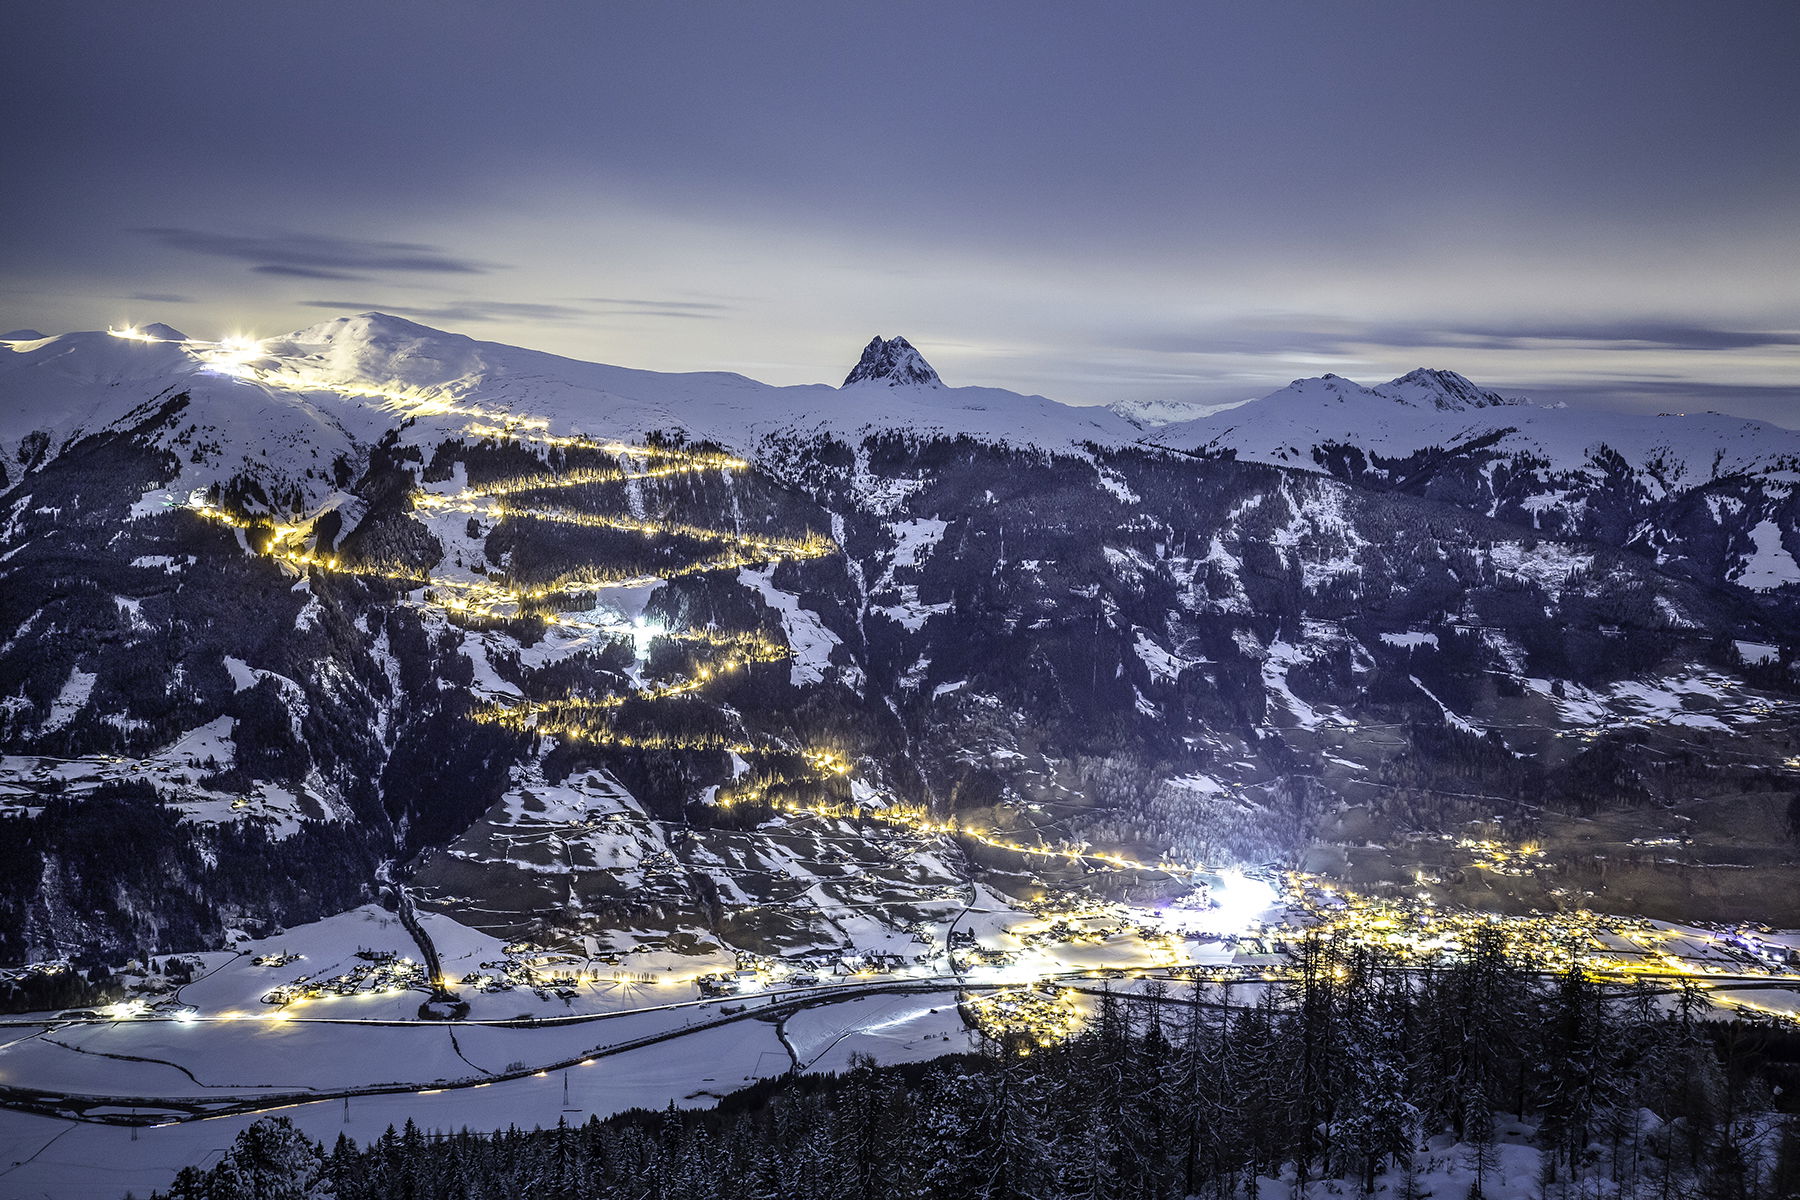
[1768, 1113, 1800, 1200]
[835, 1053, 900, 1200]
[911, 1068, 989, 1200]
[1131, 982, 1181, 1200]
[978, 1031, 1052, 1200]
[1330, 952, 1420, 1194]
[1290, 933, 1342, 1194]
[1462, 1082, 1499, 1199]
[1534, 965, 1620, 1191]
[190, 1117, 328, 1200]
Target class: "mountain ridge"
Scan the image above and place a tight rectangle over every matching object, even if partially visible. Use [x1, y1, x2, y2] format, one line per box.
[0, 306, 1795, 984]
[4, 314, 1797, 605]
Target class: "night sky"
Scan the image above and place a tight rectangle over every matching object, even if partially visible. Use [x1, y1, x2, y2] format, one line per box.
[4, 2, 1796, 421]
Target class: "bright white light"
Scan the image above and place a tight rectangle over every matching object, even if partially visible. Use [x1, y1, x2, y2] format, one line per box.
[1152, 869, 1277, 938]
[856, 1004, 941, 1035]
[629, 617, 664, 657]
[190, 334, 266, 377]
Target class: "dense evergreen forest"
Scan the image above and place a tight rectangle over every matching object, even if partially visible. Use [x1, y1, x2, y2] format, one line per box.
[149, 936, 1800, 1200]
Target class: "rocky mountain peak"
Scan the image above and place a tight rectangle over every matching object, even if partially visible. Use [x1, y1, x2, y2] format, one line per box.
[842, 335, 941, 388]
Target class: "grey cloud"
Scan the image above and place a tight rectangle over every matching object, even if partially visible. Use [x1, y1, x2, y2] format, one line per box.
[252, 265, 369, 281]
[1129, 318, 1800, 361]
[586, 300, 734, 318]
[298, 299, 590, 323]
[1341, 321, 1800, 354]
[1504, 323, 1800, 352]
[136, 228, 497, 275]
[1119, 327, 1341, 358]
[582, 297, 732, 312]
[296, 300, 398, 316]
[576, 297, 729, 320]
[294, 297, 724, 325]
[128, 291, 193, 303]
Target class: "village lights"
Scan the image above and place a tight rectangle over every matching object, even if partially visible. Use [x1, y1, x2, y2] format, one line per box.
[159, 381, 1622, 1047]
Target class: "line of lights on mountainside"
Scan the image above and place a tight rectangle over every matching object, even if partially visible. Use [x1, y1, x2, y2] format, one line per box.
[182, 496, 830, 620]
[414, 493, 834, 559]
[118, 326, 1800, 1043]
[116, 323, 1226, 879]
[140, 326, 942, 933]
[714, 789, 1227, 880]
[130, 323, 1259, 1041]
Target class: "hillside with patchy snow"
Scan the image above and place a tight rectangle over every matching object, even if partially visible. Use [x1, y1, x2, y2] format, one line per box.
[0, 315, 1796, 970]
[1150, 368, 1800, 601]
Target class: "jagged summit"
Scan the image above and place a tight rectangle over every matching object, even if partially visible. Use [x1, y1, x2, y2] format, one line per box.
[1250, 369, 1523, 414]
[1376, 367, 1521, 411]
[842, 335, 941, 388]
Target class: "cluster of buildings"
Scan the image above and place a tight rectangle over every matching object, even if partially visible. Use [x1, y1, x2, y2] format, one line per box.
[965, 984, 1083, 1046]
[259, 948, 428, 1005]
[694, 947, 923, 997]
[1271, 869, 1800, 1008]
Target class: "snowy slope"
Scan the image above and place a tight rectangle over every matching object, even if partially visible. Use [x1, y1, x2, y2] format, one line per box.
[1143, 368, 1800, 599]
[1150, 368, 1800, 483]
[1, 314, 1139, 509]
[1105, 396, 1252, 429]
[254, 314, 1138, 455]
[6, 317, 1797, 603]
[0, 330, 202, 460]
[12, 320, 1797, 499]
[1, 327, 387, 507]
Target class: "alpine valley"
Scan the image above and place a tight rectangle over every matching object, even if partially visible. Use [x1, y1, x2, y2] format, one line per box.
[1, 315, 1797, 1195]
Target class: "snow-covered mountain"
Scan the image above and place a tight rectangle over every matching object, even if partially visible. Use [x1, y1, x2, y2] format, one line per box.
[842, 334, 941, 387]
[1, 313, 1796, 974]
[9, 319, 1793, 605]
[1150, 368, 1800, 476]
[1105, 396, 1252, 429]
[0, 325, 384, 507]
[2, 315, 1142, 510]
[1150, 368, 1800, 596]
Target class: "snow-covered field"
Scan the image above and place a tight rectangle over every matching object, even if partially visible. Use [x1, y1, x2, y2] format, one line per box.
[0, 981, 988, 1199]
[0, 869, 1292, 1196]
[0, 1016, 787, 1200]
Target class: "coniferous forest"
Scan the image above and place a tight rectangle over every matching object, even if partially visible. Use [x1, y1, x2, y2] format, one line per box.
[149, 936, 1800, 1200]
